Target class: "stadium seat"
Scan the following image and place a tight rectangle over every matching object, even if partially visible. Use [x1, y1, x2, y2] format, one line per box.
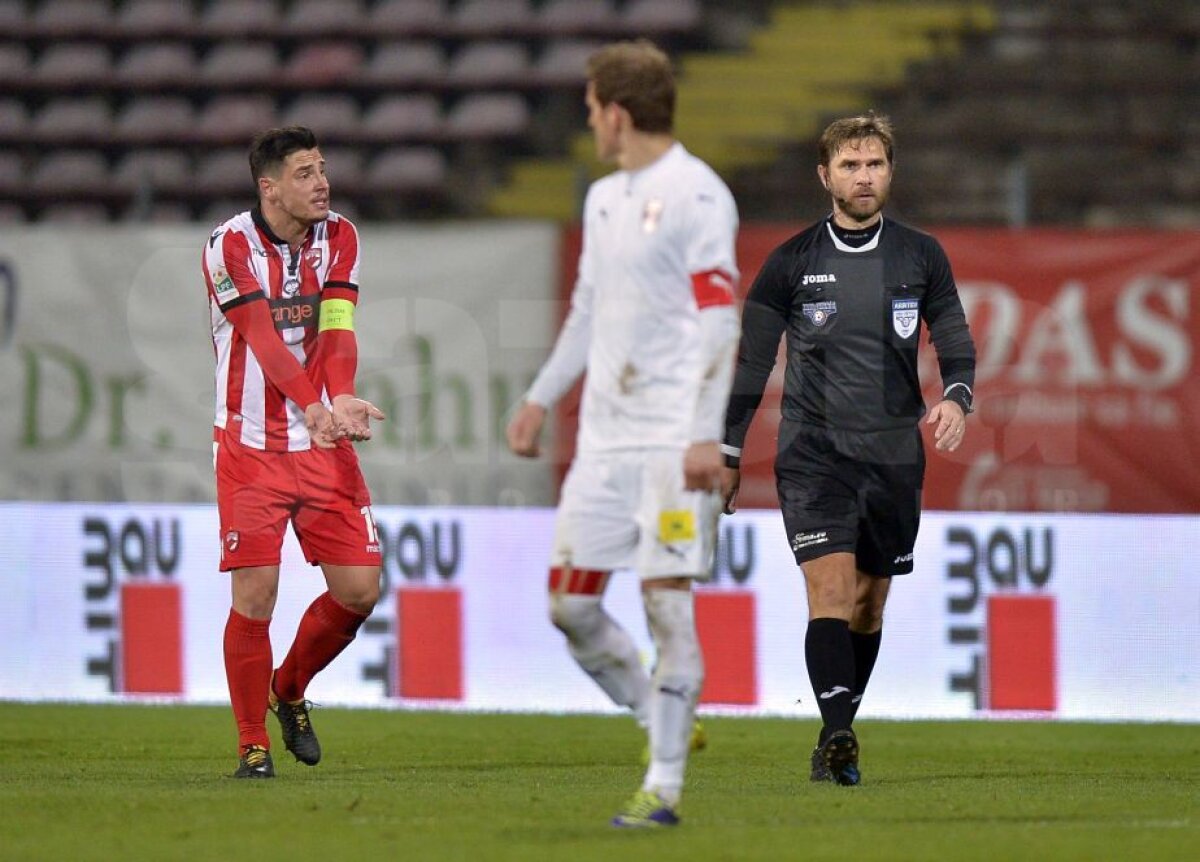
[31, 43, 112, 90]
[30, 0, 113, 39]
[29, 150, 111, 195]
[29, 97, 113, 145]
[282, 42, 366, 87]
[113, 96, 196, 145]
[537, 0, 618, 37]
[114, 43, 199, 89]
[369, 0, 450, 38]
[0, 0, 27, 39]
[283, 0, 368, 38]
[452, 0, 536, 37]
[201, 0, 283, 39]
[121, 201, 193, 223]
[37, 202, 112, 222]
[0, 151, 23, 195]
[534, 40, 601, 87]
[361, 94, 443, 142]
[0, 98, 28, 141]
[0, 42, 31, 88]
[115, 0, 197, 38]
[445, 93, 531, 140]
[365, 147, 448, 193]
[0, 202, 26, 223]
[622, 0, 702, 36]
[320, 146, 366, 194]
[446, 42, 531, 88]
[361, 41, 447, 88]
[280, 93, 362, 140]
[194, 95, 278, 146]
[113, 149, 193, 195]
[200, 42, 280, 88]
[196, 149, 256, 197]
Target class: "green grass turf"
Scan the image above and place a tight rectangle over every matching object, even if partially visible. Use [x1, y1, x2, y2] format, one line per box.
[0, 704, 1196, 862]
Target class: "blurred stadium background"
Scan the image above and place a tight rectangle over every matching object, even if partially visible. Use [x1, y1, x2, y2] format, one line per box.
[0, 0, 1195, 226]
[0, 0, 1196, 735]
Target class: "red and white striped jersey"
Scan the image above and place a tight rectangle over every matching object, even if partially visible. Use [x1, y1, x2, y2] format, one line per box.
[202, 207, 360, 451]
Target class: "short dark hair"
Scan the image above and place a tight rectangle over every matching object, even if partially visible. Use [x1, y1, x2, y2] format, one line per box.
[249, 126, 319, 182]
[818, 113, 895, 167]
[587, 40, 675, 134]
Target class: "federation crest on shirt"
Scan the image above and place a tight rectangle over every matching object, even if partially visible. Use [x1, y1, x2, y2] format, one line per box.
[802, 300, 837, 327]
[642, 198, 664, 234]
[892, 298, 920, 338]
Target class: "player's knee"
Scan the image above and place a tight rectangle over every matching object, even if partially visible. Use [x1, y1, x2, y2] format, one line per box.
[334, 574, 381, 615]
[548, 592, 603, 640]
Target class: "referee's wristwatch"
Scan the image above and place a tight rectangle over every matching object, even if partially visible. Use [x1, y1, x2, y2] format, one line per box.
[943, 383, 974, 415]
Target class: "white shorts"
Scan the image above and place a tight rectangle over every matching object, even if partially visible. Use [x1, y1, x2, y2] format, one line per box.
[551, 449, 721, 580]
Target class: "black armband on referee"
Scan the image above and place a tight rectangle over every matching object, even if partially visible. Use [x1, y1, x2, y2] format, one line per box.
[720, 443, 741, 469]
[943, 383, 974, 415]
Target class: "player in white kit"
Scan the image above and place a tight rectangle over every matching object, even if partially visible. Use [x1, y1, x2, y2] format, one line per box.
[507, 41, 739, 828]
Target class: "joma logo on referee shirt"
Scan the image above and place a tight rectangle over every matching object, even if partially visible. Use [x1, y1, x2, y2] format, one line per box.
[802, 273, 837, 285]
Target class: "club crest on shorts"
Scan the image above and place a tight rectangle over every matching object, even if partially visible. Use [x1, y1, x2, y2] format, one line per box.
[892, 298, 919, 338]
[802, 300, 837, 327]
[224, 530, 240, 552]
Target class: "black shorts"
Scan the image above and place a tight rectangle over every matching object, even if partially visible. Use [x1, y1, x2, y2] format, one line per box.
[774, 423, 924, 577]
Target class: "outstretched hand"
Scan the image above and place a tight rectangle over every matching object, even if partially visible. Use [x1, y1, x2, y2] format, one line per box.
[332, 394, 386, 442]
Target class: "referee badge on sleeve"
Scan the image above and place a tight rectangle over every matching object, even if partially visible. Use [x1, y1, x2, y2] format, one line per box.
[892, 298, 920, 338]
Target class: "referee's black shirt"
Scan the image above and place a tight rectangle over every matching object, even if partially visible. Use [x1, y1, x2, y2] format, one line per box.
[724, 216, 976, 463]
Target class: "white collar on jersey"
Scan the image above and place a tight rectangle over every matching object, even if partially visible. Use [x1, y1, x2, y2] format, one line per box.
[825, 217, 883, 253]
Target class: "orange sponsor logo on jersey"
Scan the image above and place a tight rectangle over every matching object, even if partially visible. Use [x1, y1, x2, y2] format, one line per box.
[269, 295, 318, 329]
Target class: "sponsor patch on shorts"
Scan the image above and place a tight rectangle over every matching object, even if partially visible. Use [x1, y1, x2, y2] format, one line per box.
[659, 510, 696, 543]
[791, 530, 829, 552]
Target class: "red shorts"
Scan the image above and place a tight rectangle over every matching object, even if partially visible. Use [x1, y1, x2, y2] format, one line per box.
[214, 428, 382, 572]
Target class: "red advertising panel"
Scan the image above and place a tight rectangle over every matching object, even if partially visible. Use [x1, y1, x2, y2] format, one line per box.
[694, 591, 757, 705]
[558, 227, 1200, 513]
[396, 587, 463, 700]
[986, 595, 1057, 712]
[120, 583, 183, 695]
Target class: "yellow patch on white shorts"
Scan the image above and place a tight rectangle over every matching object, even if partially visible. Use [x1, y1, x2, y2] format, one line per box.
[658, 510, 696, 544]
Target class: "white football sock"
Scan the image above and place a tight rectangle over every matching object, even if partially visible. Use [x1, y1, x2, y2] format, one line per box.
[641, 588, 704, 807]
[549, 593, 650, 725]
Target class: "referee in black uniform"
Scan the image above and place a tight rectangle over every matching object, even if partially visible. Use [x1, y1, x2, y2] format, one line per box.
[720, 114, 976, 786]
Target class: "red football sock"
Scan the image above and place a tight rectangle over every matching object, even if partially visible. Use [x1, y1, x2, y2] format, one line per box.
[223, 608, 272, 752]
[273, 592, 368, 702]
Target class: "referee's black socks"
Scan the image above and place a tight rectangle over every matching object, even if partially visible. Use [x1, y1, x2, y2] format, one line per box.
[805, 617, 856, 744]
[849, 628, 882, 723]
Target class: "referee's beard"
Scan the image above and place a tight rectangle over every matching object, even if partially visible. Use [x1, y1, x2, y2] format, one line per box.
[832, 189, 887, 225]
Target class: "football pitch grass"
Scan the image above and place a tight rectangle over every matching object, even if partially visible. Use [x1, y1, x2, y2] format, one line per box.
[1, 704, 1196, 862]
